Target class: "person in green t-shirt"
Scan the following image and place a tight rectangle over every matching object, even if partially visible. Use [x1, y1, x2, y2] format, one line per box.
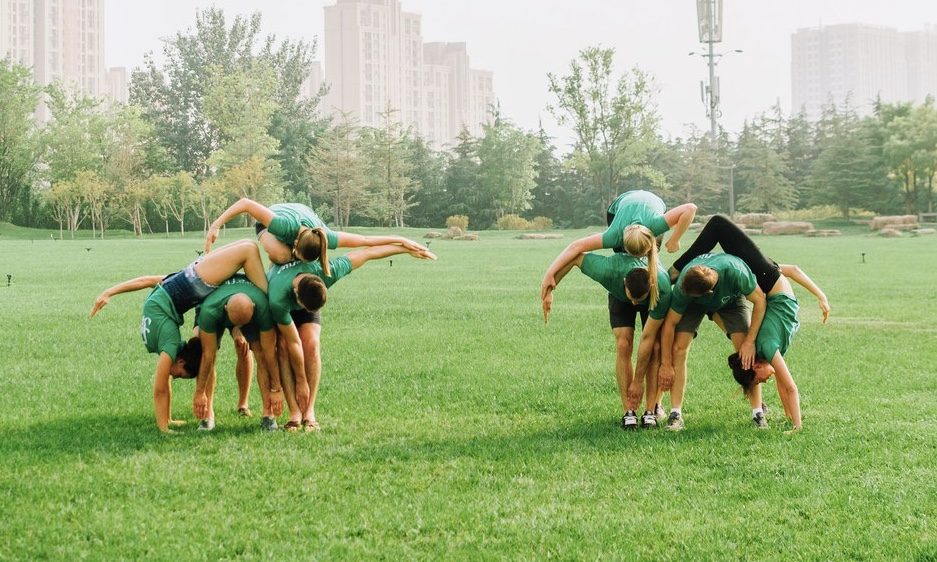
[267, 244, 436, 432]
[542, 251, 672, 429]
[670, 216, 830, 431]
[204, 197, 431, 275]
[89, 240, 269, 433]
[541, 191, 697, 325]
[193, 274, 283, 431]
[657, 253, 767, 432]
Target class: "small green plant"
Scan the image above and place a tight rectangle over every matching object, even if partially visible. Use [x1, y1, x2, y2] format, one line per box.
[529, 216, 553, 230]
[495, 214, 530, 230]
[446, 215, 469, 230]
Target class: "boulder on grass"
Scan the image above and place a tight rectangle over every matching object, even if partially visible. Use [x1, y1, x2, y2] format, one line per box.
[424, 231, 443, 239]
[735, 213, 776, 227]
[516, 233, 564, 240]
[454, 234, 478, 241]
[762, 221, 814, 235]
[870, 215, 918, 231]
[879, 228, 902, 238]
[805, 229, 841, 237]
[912, 228, 936, 236]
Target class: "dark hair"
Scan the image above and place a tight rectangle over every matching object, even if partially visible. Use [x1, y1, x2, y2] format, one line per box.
[177, 337, 203, 379]
[682, 265, 716, 296]
[728, 352, 756, 397]
[625, 268, 651, 301]
[296, 273, 328, 311]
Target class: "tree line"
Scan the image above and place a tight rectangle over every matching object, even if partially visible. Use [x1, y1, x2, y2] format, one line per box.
[1, 9, 934, 237]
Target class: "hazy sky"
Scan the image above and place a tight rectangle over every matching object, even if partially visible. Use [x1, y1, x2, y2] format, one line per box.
[107, 1, 937, 148]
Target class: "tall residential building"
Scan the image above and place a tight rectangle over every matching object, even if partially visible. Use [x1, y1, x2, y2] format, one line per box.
[0, 0, 107, 119]
[324, 0, 495, 148]
[791, 23, 937, 120]
[300, 60, 324, 100]
[105, 65, 126, 104]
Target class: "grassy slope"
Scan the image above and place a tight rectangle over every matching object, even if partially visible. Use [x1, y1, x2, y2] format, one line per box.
[0, 228, 935, 560]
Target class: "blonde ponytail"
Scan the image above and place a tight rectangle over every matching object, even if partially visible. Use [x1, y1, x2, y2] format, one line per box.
[624, 225, 659, 310]
[314, 228, 330, 277]
[295, 227, 331, 277]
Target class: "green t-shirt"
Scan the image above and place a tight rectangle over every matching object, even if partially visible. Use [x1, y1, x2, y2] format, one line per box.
[757, 293, 800, 361]
[580, 253, 673, 320]
[267, 256, 354, 325]
[266, 203, 339, 250]
[141, 285, 184, 359]
[602, 190, 670, 249]
[670, 253, 757, 314]
[195, 274, 274, 336]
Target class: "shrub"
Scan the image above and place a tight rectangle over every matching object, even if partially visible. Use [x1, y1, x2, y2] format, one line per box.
[529, 216, 553, 230]
[496, 214, 530, 230]
[446, 215, 469, 230]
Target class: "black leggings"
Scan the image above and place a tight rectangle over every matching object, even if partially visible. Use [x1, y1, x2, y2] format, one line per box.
[672, 215, 781, 294]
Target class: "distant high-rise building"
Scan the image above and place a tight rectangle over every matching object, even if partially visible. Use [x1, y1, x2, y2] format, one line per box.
[791, 23, 937, 120]
[323, 0, 495, 147]
[300, 60, 324, 100]
[0, 0, 107, 119]
[105, 66, 127, 104]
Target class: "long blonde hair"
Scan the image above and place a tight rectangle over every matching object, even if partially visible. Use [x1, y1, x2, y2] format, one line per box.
[295, 227, 331, 277]
[623, 224, 659, 310]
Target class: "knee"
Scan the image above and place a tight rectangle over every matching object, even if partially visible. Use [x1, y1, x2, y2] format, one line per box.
[711, 214, 731, 228]
[614, 336, 634, 358]
[673, 339, 691, 360]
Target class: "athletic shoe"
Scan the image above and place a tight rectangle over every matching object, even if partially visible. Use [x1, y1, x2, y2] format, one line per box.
[621, 411, 638, 430]
[283, 420, 301, 432]
[237, 407, 253, 418]
[752, 411, 769, 429]
[260, 416, 278, 432]
[665, 411, 684, 432]
[197, 419, 215, 431]
[641, 411, 657, 429]
[655, 403, 667, 421]
[301, 419, 321, 433]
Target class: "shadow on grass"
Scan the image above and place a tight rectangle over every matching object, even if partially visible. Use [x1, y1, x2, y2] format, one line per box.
[0, 412, 268, 461]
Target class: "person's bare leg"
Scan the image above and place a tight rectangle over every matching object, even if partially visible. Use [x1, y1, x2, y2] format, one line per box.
[645, 343, 660, 412]
[298, 322, 322, 428]
[277, 336, 302, 425]
[235, 339, 253, 414]
[671, 331, 694, 410]
[195, 240, 268, 292]
[251, 341, 272, 418]
[613, 327, 636, 414]
[259, 231, 294, 265]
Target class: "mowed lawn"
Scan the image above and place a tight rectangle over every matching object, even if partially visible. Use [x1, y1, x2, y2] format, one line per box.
[1, 224, 936, 561]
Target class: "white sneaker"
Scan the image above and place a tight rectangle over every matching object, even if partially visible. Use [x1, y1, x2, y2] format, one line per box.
[197, 419, 215, 431]
[621, 412, 638, 430]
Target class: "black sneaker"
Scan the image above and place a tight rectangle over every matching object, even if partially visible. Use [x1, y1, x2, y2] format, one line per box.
[197, 419, 215, 432]
[665, 411, 684, 432]
[641, 411, 657, 429]
[260, 416, 278, 432]
[752, 411, 768, 429]
[621, 411, 638, 430]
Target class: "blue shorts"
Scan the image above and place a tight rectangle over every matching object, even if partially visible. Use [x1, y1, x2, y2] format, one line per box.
[160, 262, 217, 315]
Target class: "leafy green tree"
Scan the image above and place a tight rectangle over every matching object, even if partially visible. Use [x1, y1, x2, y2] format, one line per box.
[444, 127, 480, 223]
[663, 129, 725, 214]
[360, 105, 417, 227]
[476, 109, 539, 224]
[406, 136, 448, 227]
[0, 61, 42, 224]
[528, 123, 566, 223]
[306, 115, 367, 228]
[734, 119, 797, 212]
[547, 46, 661, 211]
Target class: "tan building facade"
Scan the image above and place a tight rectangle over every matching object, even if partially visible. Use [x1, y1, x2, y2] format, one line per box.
[323, 0, 495, 148]
[791, 23, 937, 120]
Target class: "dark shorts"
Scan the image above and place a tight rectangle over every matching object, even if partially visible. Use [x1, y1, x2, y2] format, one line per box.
[608, 293, 650, 330]
[255, 222, 268, 237]
[291, 307, 321, 326]
[160, 263, 217, 315]
[675, 297, 751, 337]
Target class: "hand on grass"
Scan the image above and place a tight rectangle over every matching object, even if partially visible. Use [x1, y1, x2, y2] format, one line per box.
[818, 298, 830, 324]
[89, 292, 110, 318]
[540, 276, 556, 301]
[542, 292, 553, 324]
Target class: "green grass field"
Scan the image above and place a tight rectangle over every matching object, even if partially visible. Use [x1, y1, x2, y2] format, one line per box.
[1, 223, 936, 560]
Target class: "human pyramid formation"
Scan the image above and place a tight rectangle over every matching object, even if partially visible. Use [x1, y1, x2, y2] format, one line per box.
[541, 190, 830, 433]
[90, 191, 829, 434]
[90, 199, 436, 433]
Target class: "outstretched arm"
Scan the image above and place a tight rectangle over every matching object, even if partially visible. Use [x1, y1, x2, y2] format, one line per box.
[542, 254, 584, 323]
[276, 322, 309, 412]
[541, 234, 603, 300]
[770, 351, 801, 431]
[346, 244, 436, 270]
[780, 264, 830, 324]
[258, 329, 283, 416]
[153, 352, 174, 433]
[206, 198, 276, 252]
[740, 286, 767, 370]
[192, 331, 218, 419]
[663, 203, 698, 253]
[336, 232, 433, 256]
[90, 275, 164, 318]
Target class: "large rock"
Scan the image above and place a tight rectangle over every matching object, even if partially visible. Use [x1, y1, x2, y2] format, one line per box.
[424, 231, 443, 239]
[454, 234, 478, 241]
[912, 228, 936, 236]
[870, 215, 918, 231]
[735, 213, 776, 227]
[879, 228, 903, 238]
[516, 233, 563, 240]
[762, 221, 814, 235]
[805, 229, 842, 237]
[446, 226, 465, 238]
